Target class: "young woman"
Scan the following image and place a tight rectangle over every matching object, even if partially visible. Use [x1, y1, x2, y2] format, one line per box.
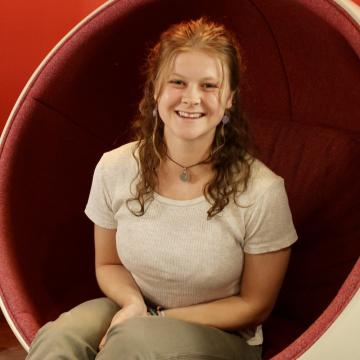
[27, 17, 297, 360]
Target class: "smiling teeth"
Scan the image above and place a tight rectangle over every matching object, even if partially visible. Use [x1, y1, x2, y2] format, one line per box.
[177, 111, 203, 118]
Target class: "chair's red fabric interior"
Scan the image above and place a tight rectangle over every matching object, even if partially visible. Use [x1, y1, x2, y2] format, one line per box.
[0, 0, 359, 358]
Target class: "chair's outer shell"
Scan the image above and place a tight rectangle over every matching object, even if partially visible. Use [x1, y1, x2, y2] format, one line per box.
[0, 0, 359, 358]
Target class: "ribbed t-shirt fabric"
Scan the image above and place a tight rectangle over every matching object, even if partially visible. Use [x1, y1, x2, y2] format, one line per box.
[84, 141, 298, 346]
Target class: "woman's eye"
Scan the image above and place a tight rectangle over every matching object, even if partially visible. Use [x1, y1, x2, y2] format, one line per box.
[202, 83, 218, 89]
[169, 80, 184, 86]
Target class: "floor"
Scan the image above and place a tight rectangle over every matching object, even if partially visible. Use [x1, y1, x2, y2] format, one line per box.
[0, 312, 27, 360]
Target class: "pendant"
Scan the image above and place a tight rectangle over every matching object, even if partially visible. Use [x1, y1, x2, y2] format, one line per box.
[180, 168, 190, 182]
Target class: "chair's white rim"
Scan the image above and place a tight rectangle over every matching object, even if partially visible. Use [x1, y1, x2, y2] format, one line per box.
[298, 287, 360, 359]
[0, 295, 30, 352]
[333, 0, 360, 23]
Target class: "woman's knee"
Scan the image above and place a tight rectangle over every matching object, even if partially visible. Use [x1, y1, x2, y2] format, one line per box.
[27, 297, 119, 359]
[41, 297, 118, 338]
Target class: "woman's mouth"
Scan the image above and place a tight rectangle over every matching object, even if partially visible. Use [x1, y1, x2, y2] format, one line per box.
[175, 110, 205, 119]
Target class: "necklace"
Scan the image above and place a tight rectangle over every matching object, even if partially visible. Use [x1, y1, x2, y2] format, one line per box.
[166, 152, 212, 182]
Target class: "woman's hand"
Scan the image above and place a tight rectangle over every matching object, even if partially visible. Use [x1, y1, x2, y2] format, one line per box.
[99, 302, 148, 350]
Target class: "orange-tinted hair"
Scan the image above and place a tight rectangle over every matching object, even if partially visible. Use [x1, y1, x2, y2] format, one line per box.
[127, 17, 256, 218]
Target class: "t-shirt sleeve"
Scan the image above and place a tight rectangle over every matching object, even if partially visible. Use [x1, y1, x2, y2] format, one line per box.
[244, 178, 298, 254]
[84, 155, 117, 229]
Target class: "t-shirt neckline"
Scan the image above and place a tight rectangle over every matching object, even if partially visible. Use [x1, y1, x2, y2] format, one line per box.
[153, 192, 206, 206]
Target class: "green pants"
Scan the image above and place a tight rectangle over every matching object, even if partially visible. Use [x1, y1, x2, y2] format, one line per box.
[27, 297, 262, 360]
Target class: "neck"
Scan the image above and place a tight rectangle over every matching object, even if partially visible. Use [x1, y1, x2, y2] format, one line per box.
[163, 131, 213, 167]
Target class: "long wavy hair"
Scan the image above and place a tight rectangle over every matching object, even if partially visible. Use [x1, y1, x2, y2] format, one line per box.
[126, 17, 256, 219]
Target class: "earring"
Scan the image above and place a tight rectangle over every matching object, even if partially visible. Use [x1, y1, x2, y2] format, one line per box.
[221, 113, 230, 125]
[152, 107, 157, 118]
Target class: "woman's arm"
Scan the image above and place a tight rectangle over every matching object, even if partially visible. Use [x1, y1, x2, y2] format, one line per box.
[163, 247, 291, 330]
[94, 224, 145, 309]
[95, 224, 149, 349]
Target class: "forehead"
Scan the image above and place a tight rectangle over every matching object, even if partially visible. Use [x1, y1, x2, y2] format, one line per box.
[169, 50, 224, 80]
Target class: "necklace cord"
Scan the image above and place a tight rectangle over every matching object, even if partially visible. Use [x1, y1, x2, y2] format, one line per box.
[165, 152, 212, 170]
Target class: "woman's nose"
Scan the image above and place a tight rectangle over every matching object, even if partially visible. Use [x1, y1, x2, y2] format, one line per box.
[181, 84, 201, 105]
[181, 97, 200, 105]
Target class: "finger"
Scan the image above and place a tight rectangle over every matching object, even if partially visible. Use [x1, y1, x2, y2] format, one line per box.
[99, 335, 106, 350]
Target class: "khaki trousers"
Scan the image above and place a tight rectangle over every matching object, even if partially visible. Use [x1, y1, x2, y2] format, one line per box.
[26, 297, 262, 360]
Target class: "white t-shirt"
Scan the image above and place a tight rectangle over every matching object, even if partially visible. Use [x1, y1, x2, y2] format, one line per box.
[85, 141, 298, 345]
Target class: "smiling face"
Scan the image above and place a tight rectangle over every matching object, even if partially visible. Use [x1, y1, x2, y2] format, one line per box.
[155, 50, 234, 147]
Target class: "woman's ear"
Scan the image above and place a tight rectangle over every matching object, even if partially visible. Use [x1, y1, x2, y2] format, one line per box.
[225, 91, 235, 109]
[153, 80, 160, 101]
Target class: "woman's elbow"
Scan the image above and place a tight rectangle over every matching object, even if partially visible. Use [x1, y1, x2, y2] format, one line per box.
[242, 300, 274, 327]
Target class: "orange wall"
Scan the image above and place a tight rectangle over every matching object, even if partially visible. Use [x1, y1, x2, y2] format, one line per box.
[0, 0, 107, 132]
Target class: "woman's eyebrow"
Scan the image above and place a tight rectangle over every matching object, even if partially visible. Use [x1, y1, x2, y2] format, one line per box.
[170, 73, 219, 81]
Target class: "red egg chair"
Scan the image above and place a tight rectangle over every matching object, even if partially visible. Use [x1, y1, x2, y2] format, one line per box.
[0, 0, 359, 358]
